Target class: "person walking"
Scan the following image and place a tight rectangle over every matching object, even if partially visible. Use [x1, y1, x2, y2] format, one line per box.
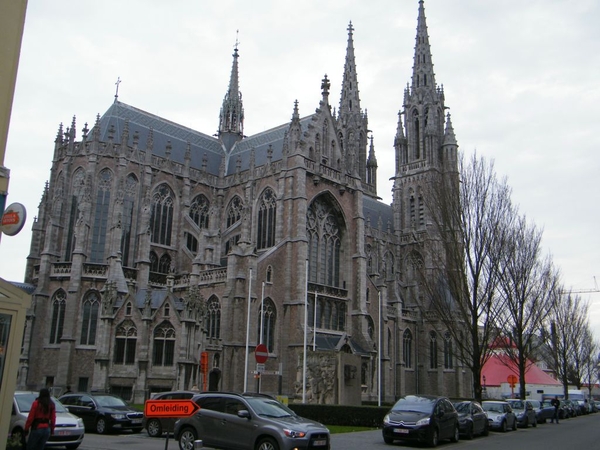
[24, 388, 56, 449]
[550, 396, 560, 424]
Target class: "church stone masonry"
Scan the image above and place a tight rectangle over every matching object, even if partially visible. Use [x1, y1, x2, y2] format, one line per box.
[19, 1, 471, 404]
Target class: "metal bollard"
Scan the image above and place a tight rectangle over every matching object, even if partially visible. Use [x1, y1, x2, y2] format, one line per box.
[193, 440, 203, 449]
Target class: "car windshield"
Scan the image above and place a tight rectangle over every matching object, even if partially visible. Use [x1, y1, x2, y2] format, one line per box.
[392, 396, 436, 414]
[94, 395, 127, 407]
[453, 402, 470, 413]
[245, 397, 296, 418]
[16, 394, 68, 413]
[509, 401, 524, 409]
[483, 403, 504, 413]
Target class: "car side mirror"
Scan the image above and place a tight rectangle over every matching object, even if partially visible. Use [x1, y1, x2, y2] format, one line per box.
[238, 410, 250, 419]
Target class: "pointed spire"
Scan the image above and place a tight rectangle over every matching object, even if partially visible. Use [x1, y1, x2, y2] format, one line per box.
[55, 123, 64, 144]
[411, 0, 437, 92]
[218, 34, 244, 138]
[443, 112, 457, 146]
[367, 135, 377, 167]
[321, 74, 330, 103]
[339, 21, 361, 116]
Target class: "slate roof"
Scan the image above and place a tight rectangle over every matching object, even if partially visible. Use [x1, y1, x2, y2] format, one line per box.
[95, 101, 313, 177]
[363, 196, 394, 233]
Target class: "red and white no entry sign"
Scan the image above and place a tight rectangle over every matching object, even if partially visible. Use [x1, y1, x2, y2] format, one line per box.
[255, 344, 269, 363]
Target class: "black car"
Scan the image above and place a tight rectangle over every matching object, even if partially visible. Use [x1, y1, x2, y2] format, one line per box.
[452, 400, 489, 439]
[382, 395, 460, 447]
[59, 393, 144, 434]
[143, 390, 197, 437]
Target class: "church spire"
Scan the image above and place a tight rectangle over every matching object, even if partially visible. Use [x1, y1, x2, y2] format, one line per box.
[411, 0, 437, 92]
[339, 21, 361, 116]
[218, 34, 244, 146]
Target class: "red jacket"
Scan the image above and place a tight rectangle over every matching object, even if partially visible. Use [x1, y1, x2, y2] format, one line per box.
[25, 399, 56, 433]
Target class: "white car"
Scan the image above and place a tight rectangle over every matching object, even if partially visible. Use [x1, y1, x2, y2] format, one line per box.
[482, 401, 518, 432]
[10, 391, 85, 449]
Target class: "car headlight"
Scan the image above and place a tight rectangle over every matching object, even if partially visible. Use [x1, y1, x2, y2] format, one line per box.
[383, 414, 391, 425]
[77, 418, 84, 428]
[283, 429, 306, 438]
[110, 414, 126, 420]
[416, 417, 430, 426]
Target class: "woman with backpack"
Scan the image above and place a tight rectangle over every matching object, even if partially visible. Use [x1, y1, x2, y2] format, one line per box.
[24, 388, 56, 449]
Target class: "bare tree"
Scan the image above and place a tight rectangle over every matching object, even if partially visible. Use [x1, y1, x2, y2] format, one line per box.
[544, 292, 589, 397]
[495, 216, 559, 399]
[422, 152, 515, 402]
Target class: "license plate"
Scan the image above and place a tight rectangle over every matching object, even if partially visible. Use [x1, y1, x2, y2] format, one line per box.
[312, 440, 327, 446]
[394, 428, 409, 434]
[56, 431, 73, 436]
[131, 419, 142, 424]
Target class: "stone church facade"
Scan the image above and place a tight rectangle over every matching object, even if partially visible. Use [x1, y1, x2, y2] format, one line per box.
[18, 1, 471, 404]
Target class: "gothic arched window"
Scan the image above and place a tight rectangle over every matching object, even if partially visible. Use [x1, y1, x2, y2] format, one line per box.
[226, 196, 243, 228]
[413, 109, 420, 160]
[190, 194, 209, 229]
[403, 329, 413, 368]
[158, 254, 171, 274]
[91, 168, 113, 262]
[257, 188, 276, 250]
[153, 322, 175, 366]
[80, 291, 100, 345]
[114, 320, 137, 365]
[150, 183, 174, 246]
[307, 196, 343, 287]
[258, 298, 276, 352]
[49, 290, 66, 344]
[444, 331, 453, 369]
[429, 331, 438, 369]
[206, 296, 221, 339]
[121, 174, 138, 267]
[149, 251, 159, 272]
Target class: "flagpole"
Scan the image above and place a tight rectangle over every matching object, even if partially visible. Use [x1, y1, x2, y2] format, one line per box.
[378, 289, 381, 407]
[260, 282, 265, 344]
[303, 260, 308, 403]
[244, 267, 252, 393]
[313, 292, 317, 351]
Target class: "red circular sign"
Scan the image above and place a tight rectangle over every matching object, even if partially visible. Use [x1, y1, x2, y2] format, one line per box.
[507, 375, 518, 385]
[255, 344, 269, 363]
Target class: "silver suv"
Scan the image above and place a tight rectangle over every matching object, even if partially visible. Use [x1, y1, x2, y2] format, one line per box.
[174, 392, 330, 450]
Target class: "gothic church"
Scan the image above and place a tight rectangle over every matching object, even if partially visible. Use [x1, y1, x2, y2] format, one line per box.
[19, 1, 470, 404]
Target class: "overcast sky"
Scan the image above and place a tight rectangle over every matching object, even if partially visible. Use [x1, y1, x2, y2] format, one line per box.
[2, 0, 599, 335]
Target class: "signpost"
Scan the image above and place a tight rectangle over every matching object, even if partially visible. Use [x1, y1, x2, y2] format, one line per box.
[144, 399, 200, 450]
[507, 374, 518, 398]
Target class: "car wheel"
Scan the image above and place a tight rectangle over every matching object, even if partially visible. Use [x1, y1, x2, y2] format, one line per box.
[428, 428, 439, 447]
[482, 422, 489, 436]
[96, 417, 107, 434]
[256, 437, 279, 450]
[147, 419, 162, 437]
[11, 428, 24, 444]
[178, 427, 197, 450]
[383, 435, 394, 444]
[450, 426, 459, 443]
[465, 424, 474, 440]
[501, 420, 507, 432]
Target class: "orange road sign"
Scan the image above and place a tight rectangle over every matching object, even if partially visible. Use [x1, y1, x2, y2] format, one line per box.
[144, 399, 200, 418]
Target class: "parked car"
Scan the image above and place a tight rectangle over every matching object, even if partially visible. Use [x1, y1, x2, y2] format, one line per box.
[382, 394, 459, 447]
[506, 399, 537, 428]
[59, 392, 143, 434]
[143, 390, 197, 438]
[482, 401, 517, 432]
[562, 400, 576, 418]
[10, 391, 85, 449]
[452, 400, 489, 440]
[528, 399, 554, 424]
[174, 392, 330, 450]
